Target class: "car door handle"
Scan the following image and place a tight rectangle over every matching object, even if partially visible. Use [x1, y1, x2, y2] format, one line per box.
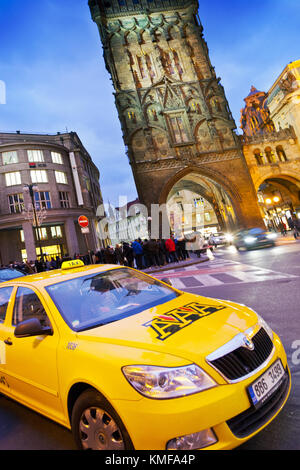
[4, 338, 13, 346]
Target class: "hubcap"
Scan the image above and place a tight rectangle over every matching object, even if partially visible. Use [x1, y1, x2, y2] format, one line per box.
[79, 407, 125, 450]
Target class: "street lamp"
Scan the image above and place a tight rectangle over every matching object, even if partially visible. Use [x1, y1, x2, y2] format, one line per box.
[23, 184, 44, 261]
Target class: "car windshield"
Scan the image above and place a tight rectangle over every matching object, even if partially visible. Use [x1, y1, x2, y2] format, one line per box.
[46, 268, 180, 331]
[0, 269, 25, 282]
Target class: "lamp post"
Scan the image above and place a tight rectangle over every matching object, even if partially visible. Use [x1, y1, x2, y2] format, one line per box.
[23, 184, 44, 261]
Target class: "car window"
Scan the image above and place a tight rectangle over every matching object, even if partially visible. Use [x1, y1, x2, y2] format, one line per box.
[0, 286, 14, 323]
[46, 268, 180, 332]
[13, 287, 51, 328]
[0, 269, 25, 282]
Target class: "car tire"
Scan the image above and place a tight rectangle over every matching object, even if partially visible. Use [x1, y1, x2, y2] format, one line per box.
[71, 388, 134, 450]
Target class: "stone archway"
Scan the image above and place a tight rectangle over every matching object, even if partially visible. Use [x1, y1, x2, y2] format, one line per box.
[163, 170, 239, 236]
[257, 174, 300, 230]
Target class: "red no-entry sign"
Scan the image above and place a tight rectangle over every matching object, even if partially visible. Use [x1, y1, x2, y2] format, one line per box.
[78, 215, 89, 228]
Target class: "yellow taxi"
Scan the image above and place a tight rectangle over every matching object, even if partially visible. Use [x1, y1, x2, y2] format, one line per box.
[0, 260, 291, 450]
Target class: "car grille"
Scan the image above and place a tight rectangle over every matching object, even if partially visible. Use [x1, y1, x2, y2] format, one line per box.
[209, 328, 274, 381]
[227, 369, 290, 438]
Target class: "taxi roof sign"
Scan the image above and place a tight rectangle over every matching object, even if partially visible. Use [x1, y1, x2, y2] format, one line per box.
[61, 260, 85, 270]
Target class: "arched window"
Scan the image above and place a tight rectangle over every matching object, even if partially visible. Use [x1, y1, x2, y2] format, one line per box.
[137, 55, 147, 79]
[265, 147, 276, 164]
[254, 149, 264, 166]
[276, 145, 288, 162]
[172, 50, 183, 76]
[145, 54, 155, 79]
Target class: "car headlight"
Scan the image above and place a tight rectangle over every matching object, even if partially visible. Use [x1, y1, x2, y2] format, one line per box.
[225, 233, 233, 242]
[244, 236, 257, 244]
[256, 314, 274, 340]
[122, 364, 217, 399]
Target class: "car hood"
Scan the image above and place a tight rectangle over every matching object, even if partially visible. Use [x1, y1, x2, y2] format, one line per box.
[76, 293, 258, 365]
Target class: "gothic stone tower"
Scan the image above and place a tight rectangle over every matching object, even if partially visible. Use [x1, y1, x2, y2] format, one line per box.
[89, 0, 263, 230]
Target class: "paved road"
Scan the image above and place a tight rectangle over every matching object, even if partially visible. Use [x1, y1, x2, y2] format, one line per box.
[0, 242, 299, 450]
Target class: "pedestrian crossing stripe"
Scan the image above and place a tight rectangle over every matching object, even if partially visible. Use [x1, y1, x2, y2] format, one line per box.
[143, 302, 226, 341]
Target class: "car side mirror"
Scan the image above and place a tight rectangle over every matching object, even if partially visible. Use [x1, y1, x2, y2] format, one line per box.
[161, 277, 172, 286]
[14, 318, 53, 338]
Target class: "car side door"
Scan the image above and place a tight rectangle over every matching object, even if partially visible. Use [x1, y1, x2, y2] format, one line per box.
[3, 285, 64, 422]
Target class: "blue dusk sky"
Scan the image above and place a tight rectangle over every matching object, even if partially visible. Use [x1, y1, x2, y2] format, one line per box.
[0, 0, 299, 206]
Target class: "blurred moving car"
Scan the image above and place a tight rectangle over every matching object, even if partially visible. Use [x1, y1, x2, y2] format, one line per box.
[233, 228, 277, 251]
[0, 268, 25, 283]
[209, 232, 233, 246]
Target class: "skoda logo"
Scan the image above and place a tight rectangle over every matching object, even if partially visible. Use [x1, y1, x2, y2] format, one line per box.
[243, 335, 255, 351]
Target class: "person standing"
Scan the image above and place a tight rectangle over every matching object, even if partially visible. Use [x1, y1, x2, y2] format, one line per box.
[123, 242, 134, 268]
[165, 236, 178, 263]
[115, 244, 125, 265]
[132, 239, 144, 270]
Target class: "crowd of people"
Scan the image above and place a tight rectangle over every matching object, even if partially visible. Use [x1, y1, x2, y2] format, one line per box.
[2, 234, 207, 275]
[93, 234, 207, 271]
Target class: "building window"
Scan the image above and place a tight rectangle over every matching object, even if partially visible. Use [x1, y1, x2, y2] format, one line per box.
[127, 111, 137, 124]
[8, 193, 24, 214]
[27, 150, 44, 163]
[145, 54, 155, 79]
[5, 171, 21, 186]
[2, 151, 18, 165]
[55, 171, 68, 184]
[276, 146, 288, 162]
[59, 191, 70, 208]
[161, 50, 175, 75]
[51, 226, 62, 239]
[51, 152, 63, 164]
[34, 191, 52, 210]
[265, 147, 276, 164]
[172, 50, 183, 75]
[190, 100, 201, 114]
[35, 227, 48, 241]
[254, 150, 264, 166]
[30, 169, 48, 183]
[20, 230, 25, 242]
[168, 116, 189, 144]
[137, 55, 147, 79]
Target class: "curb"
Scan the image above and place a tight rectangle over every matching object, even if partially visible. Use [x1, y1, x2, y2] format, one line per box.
[143, 256, 210, 275]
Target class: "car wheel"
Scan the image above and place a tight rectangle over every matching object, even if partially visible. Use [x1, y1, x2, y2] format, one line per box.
[71, 388, 133, 450]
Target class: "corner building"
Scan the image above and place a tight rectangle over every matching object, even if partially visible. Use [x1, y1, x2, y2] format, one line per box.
[240, 63, 300, 230]
[89, 0, 263, 233]
[0, 131, 103, 265]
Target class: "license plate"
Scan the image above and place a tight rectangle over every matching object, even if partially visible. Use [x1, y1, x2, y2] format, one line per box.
[248, 359, 285, 407]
